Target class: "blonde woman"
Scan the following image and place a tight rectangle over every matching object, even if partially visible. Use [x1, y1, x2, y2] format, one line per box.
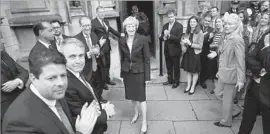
[119, 16, 150, 134]
[213, 13, 245, 127]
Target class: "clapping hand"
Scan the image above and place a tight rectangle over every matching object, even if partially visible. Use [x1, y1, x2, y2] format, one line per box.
[207, 50, 217, 59]
[75, 102, 100, 134]
[102, 102, 115, 119]
[209, 33, 214, 39]
[99, 36, 106, 47]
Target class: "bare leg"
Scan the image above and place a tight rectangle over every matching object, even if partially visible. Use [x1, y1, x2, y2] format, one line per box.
[185, 72, 192, 92]
[190, 73, 199, 93]
[130, 100, 139, 124]
[139, 101, 147, 132]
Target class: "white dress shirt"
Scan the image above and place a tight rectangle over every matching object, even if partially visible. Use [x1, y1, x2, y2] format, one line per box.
[38, 40, 51, 49]
[30, 84, 61, 120]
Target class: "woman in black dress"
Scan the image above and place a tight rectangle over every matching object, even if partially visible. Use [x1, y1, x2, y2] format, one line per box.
[181, 16, 204, 95]
[119, 16, 150, 133]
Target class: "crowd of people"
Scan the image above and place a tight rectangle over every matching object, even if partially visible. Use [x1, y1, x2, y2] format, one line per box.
[1, 1, 270, 134]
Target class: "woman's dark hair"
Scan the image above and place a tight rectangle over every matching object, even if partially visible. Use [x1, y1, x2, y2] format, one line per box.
[238, 9, 249, 25]
[186, 16, 201, 34]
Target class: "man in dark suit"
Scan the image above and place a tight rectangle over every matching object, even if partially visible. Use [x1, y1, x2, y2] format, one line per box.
[199, 12, 214, 89]
[238, 33, 270, 134]
[1, 48, 29, 122]
[60, 38, 115, 134]
[75, 16, 108, 103]
[29, 21, 55, 60]
[50, 20, 69, 52]
[2, 49, 99, 134]
[160, 10, 183, 88]
[91, 6, 121, 86]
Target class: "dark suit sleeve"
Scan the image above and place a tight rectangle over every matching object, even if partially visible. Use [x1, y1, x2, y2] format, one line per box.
[65, 87, 85, 116]
[65, 87, 107, 125]
[4, 52, 29, 86]
[143, 37, 151, 81]
[169, 24, 183, 44]
[260, 47, 270, 72]
[108, 24, 120, 38]
[246, 44, 263, 77]
[14, 61, 29, 85]
[119, 39, 124, 78]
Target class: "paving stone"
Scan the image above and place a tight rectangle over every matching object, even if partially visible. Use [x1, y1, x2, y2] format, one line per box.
[231, 119, 263, 134]
[109, 101, 196, 121]
[147, 101, 196, 121]
[120, 121, 176, 134]
[146, 85, 167, 100]
[190, 100, 222, 121]
[174, 121, 234, 134]
[164, 83, 210, 100]
[105, 121, 121, 134]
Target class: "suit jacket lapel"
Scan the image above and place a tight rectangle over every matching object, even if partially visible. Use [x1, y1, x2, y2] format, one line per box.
[26, 89, 71, 134]
[131, 34, 139, 53]
[67, 70, 102, 109]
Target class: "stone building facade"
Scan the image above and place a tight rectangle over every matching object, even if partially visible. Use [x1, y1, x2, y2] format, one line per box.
[1, 0, 242, 80]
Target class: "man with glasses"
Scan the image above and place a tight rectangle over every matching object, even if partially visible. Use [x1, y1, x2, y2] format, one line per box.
[75, 16, 108, 103]
[50, 20, 69, 52]
[29, 21, 55, 60]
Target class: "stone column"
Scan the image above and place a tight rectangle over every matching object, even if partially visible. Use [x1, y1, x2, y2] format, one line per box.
[0, 1, 20, 60]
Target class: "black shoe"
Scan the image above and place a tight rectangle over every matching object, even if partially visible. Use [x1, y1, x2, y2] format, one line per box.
[200, 83, 207, 89]
[100, 98, 108, 103]
[188, 91, 195, 95]
[172, 82, 180, 88]
[210, 90, 215, 94]
[232, 112, 241, 119]
[107, 80, 116, 85]
[213, 122, 231, 127]
[104, 85, 109, 90]
[163, 81, 173, 85]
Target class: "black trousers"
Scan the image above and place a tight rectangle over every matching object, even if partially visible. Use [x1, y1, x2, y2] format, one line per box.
[90, 66, 106, 99]
[238, 80, 270, 134]
[165, 54, 180, 83]
[104, 52, 111, 82]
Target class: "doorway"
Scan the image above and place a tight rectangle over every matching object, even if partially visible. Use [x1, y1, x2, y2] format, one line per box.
[118, 1, 155, 56]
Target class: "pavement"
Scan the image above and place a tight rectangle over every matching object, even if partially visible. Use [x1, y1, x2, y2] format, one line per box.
[103, 78, 263, 134]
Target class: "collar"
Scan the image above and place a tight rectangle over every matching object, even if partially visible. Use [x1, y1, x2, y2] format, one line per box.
[82, 32, 90, 39]
[169, 21, 175, 26]
[97, 18, 104, 24]
[67, 68, 80, 79]
[55, 35, 63, 40]
[30, 84, 56, 107]
[38, 40, 51, 49]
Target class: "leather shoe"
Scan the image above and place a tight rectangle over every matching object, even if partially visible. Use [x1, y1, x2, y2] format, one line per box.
[104, 85, 109, 90]
[213, 122, 231, 127]
[107, 80, 116, 85]
[100, 98, 108, 103]
[172, 82, 180, 88]
[200, 83, 207, 89]
[163, 81, 173, 85]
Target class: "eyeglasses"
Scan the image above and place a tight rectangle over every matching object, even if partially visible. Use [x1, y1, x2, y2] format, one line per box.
[52, 27, 61, 30]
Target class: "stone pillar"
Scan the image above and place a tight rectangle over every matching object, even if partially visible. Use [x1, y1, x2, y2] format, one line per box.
[0, 1, 20, 60]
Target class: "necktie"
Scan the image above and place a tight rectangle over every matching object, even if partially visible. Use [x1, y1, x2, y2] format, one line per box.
[102, 20, 108, 31]
[85, 35, 97, 71]
[57, 37, 62, 46]
[55, 101, 75, 134]
[80, 74, 99, 103]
